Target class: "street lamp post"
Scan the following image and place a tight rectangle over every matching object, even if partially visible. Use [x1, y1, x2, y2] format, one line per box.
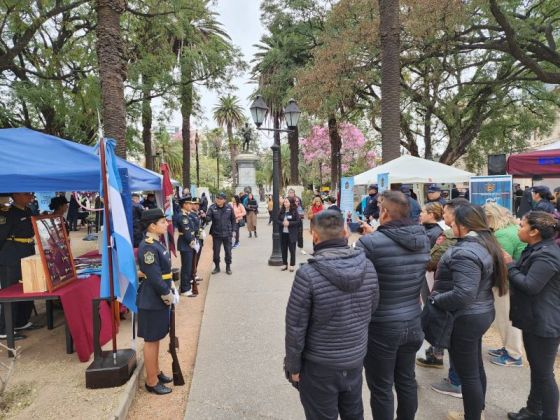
[250, 95, 301, 266]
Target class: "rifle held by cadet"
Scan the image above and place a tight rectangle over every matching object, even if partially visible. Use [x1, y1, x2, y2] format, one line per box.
[169, 304, 185, 386]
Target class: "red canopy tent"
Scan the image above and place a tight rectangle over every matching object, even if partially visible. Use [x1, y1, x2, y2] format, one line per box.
[506, 148, 560, 177]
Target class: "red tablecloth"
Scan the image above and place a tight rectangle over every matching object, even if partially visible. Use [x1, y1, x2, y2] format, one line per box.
[0, 276, 113, 362]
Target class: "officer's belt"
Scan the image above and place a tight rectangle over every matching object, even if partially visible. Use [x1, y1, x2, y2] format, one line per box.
[162, 273, 172, 280]
[7, 237, 35, 244]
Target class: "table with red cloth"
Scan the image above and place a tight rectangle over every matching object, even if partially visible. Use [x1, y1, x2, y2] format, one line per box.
[0, 275, 113, 362]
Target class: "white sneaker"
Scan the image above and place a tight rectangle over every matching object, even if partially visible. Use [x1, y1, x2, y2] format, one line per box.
[300, 249, 307, 255]
[181, 291, 194, 297]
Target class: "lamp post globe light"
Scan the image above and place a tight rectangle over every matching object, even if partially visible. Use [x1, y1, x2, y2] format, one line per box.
[249, 96, 300, 266]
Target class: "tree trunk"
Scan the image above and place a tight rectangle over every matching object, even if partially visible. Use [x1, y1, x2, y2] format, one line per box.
[96, 0, 127, 158]
[328, 116, 341, 192]
[378, 0, 401, 163]
[423, 109, 432, 160]
[288, 126, 299, 185]
[142, 74, 153, 170]
[273, 113, 283, 190]
[319, 161, 323, 188]
[180, 60, 193, 188]
[227, 123, 238, 186]
[216, 154, 220, 190]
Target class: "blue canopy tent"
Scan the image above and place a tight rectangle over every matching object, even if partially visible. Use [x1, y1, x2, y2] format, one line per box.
[0, 128, 161, 192]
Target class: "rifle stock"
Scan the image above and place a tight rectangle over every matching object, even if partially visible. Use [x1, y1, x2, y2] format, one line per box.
[169, 304, 185, 386]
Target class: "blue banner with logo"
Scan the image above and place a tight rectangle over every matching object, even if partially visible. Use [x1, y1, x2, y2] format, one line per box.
[469, 175, 513, 211]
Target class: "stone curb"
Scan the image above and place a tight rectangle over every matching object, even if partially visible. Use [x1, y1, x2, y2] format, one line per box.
[111, 356, 144, 420]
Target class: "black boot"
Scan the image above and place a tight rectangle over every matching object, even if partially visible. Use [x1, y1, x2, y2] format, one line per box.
[212, 264, 220, 274]
[507, 407, 542, 420]
[254, 231, 257, 238]
[226, 264, 232, 275]
[249, 232, 252, 238]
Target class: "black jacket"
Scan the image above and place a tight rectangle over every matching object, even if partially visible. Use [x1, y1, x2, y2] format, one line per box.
[508, 239, 560, 337]
[356, 220, 430, 323]
[534, 199, 556, 214]
[424, 223, 444, 248]
[363, 193, 379, 220]
[206, 203, 236, 238]
[432, 236, 495, 317]
[137, 236, 172, 310]
[278, 209, 301, 243]
[285, 240, 379, 372]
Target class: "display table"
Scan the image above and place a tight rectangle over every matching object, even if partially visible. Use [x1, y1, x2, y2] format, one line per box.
[0, 275, 113, 362]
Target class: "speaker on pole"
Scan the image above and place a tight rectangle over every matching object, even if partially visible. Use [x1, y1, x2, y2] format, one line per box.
[488, 154, 506, 175]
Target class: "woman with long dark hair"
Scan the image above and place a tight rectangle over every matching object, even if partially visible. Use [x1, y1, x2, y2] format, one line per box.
[246, 193, 258, 238]
[506, 211, 560, 420]
[278, 196, 301, 272]
[430, 204, 508, 420]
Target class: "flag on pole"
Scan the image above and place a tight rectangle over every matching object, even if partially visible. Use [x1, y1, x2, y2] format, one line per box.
[160, 162, 177, 257]
[99, 138, 138, 313]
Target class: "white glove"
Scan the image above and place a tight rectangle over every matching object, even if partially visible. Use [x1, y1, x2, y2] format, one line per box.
[190, 240, 196, 249]
[160, 292, 173, 306]
[172, 287, 180, 305]
[202, 230, 207, 240]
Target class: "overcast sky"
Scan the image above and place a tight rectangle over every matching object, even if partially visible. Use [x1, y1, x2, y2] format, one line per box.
[168, 0, 265, 131]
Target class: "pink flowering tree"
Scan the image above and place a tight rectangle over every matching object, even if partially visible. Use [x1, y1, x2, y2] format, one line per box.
[301, 123, 376, 188]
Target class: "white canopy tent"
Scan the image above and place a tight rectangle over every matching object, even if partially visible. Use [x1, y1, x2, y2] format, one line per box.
[353, 155, 475, 185]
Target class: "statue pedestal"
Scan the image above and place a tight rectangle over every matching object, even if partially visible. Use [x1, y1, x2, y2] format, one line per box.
[235, 153, 258, 196]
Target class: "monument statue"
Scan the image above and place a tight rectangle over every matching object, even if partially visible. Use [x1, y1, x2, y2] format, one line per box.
[242, 123, 252, 152]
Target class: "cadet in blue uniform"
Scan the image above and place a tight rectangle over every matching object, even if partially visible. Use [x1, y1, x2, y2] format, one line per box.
[0, 193, 41, 340]
[137, 208, 175, 395]
[174, 198, 196, 297]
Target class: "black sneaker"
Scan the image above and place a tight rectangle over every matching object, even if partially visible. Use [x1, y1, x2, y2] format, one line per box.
[0, 332, 27, 341]
[416, 353, 444, 368]
[145, 382, 172, 395]
[212, 265, 220, 274]
[226, 265, 232, 275]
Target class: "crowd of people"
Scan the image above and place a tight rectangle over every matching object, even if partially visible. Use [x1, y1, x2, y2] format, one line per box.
[285, 185, 560, 420]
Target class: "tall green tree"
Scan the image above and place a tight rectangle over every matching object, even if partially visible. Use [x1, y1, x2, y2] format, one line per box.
[213, 95, 245, 186]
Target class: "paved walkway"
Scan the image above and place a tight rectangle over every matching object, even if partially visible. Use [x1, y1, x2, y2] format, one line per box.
[186, 220, 534, 420]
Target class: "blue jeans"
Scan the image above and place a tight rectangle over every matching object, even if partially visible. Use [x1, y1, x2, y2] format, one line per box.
[364, 319, 424, 420]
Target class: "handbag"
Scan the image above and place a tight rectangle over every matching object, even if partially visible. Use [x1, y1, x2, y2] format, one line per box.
[421, 298, 454, 349]
[238, 219, 246, 228]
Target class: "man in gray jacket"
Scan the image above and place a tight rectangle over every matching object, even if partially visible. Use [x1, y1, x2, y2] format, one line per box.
[285, 210, 379, 419]
[357, 190, 430, 420]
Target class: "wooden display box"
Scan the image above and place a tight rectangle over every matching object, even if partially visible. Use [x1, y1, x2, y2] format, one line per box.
[21, 255, 48, 293]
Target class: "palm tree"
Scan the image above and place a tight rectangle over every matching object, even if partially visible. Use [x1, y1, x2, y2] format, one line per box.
[213, 95, 245, 186]
[96, 0, 127, 157]
[172, 1, 235, 188]
[378, 0, 401, 163]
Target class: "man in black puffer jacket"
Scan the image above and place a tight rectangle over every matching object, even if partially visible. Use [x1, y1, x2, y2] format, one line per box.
[285, 210, 379, 420]
[205, 192, 236, 275]
[356, 190, 430, 420]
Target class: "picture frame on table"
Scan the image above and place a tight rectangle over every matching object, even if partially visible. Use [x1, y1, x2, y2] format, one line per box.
[31, 215, 77, 292]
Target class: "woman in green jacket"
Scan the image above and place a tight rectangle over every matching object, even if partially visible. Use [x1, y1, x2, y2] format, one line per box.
[483, 202, 526, 367]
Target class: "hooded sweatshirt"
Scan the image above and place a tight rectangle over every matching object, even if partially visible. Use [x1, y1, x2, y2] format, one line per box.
[357, 219, 430, 323]
[285, 238, 379, 372]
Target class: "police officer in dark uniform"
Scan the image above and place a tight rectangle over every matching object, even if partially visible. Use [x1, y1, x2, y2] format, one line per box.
[426, 184, 447, 206]
[137, 208, 175, 395]
[363, 184, 380, 221]
[174, 197, 196, 297]
[190, 198, 204, 281]
[206, 192, 236, 275]
[0, 192, 41, 340]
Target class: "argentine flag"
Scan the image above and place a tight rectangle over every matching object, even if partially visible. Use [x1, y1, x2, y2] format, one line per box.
[99, 138, 138, 313]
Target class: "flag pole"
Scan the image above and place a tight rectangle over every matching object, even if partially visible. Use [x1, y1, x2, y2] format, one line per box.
[99, 137, 118, 362]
